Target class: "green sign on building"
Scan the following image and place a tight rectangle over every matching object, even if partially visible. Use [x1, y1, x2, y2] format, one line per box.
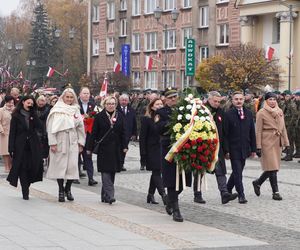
[185, 38, 195, 76]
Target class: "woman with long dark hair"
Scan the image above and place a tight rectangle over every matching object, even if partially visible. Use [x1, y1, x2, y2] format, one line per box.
[140, 98, 167, 205]
[7, 96, 43, 200]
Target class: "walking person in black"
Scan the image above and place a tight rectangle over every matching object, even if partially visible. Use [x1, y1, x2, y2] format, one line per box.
[139, 98, 167, 205]
[155, 88, 192, 222]
[7, 96, 43, 200]
[224, 91, 256, 204]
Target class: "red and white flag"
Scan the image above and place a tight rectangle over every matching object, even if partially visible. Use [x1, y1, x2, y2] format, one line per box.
[63, 69, 69, 76]
[145, 55, 153, 71]
[46, 67, 55, 77]
[100, 77, 108, 97]
[18, 71, 23, 79]
[265, 46, 275, 61]
[113, 61, 121, 73]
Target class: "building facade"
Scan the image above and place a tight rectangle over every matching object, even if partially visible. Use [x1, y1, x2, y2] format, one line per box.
[88, 0, 240, 90]
[238, 0, 300, 91]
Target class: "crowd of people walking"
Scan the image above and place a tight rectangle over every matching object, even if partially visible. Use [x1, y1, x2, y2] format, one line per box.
[0, 85, 298, 223]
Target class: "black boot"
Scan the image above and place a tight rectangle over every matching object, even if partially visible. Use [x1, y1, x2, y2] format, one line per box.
[269, 171, 281, 201]
[172, 201, 183, 222]
[221, 192, 238, 204]
[22, 187, 29, 200]
[57, 179, 65, 202]
[161, 193, 168, 206]
[272, 192, 283, 200]
[147, 194, 159, 204]
[194, 192, 206, 204]
[65, 180, 74, 201]
[165, 196, 173, 215]
[252, 180, 261, 196]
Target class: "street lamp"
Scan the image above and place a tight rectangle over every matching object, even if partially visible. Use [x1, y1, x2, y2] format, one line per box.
[26, 60, 36, 81]
[154, 7, 179, 89]
[7, 42, 24, 76]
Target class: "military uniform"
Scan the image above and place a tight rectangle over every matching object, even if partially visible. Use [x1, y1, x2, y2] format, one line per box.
[294, 94, 300, 158]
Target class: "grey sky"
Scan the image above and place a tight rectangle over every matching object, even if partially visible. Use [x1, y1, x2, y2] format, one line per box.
[0, 0, 20, 17]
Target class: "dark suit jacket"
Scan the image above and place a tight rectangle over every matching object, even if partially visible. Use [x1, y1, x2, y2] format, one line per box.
[78, 99, 95, 115]
[224, 107, 256, 160]
[117, 105, 137, 145]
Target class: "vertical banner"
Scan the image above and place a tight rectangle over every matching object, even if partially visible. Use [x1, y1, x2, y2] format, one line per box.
[122, 44, 131, 76]
[185, 39, 195, 76]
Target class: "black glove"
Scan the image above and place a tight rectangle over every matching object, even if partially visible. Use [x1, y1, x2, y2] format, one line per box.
[140, 154, 147, 166]
[256, 149, 262, 158]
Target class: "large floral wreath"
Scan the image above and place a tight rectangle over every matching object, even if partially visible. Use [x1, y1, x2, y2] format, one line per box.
[165, 92, 219, 190]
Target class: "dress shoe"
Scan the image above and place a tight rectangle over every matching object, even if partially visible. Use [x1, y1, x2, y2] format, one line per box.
[281, 156, 293, 161]
[58, 191, 65, 202]
[147, 194, 159, 204]
[252, 180, 261, 196]
[238, 197, 248, 204]
[194, 195, 206, 204]
[121, 167, 127, 171]
[140, 165, 145, 170]
[108, 198, 116, 205]
[172, 202, 183, 222]
[272, 192, 283, 201]
[73, 180, 80, 184]
[79, 172, 86, 178]
[293, 153, 300, 158]
[88, 179, 98, 186]
[221, 192, 238, 204]
[65, 191, 74, 201]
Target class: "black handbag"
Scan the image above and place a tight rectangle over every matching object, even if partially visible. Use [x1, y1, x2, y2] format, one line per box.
[92, 127, 113, 154]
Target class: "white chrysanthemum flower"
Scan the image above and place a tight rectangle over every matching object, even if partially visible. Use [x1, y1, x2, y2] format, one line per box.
[179, 106, 184, 111]
[177, 114, 183, 120]
[200, 116, 206, 122]
[200, 109, 205, 114]
[188, 94, 193, 99]
[186, 104, 192, 110]
[184, 97, 190, 102]
[206, 116, 211, 121]
[194, 115, 200, 121]
[196, 105, 201, 109]
[185, 114, 191, 120]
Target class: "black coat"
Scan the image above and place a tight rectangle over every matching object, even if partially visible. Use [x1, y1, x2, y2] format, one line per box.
[139, 116, 161, 171]
[205, 102, 228, 175]
[36, 105, 50, 158]
[87, 110, 127, 173]
[155, 106, 192, 188]
[78, 99, 95, 115]
[7, 111, 43, 187]
[224, 107, 256, 160]
[117, 105, 137, 145]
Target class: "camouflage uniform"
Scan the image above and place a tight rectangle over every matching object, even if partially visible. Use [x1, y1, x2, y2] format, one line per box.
[294, 96, 300, 158]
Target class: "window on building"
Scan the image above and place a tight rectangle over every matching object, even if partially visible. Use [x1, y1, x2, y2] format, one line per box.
[132, 0, 141, 16]
[163, 0, 176, 11]
[144, 71, 157, 89]
[107, 2, 115, 20]
[217, 23, 229, 45]
[106, 37, 114, 54]
[181, 27, 192, 48]
[199, 6, 209, 28]
[163, 71, 176, 87]
[272, 18, 280, 44]
[132, 33, 141, 52]
[92, 5, 99, 23]
[120, 0, 127, 10]
[199, 46, 209, 62]
[145, 32, 157, 51]
[181, 70, 192, 88]
[182, 0, 191, 8]
[92, 38, 99, 56]
[164, 30, 176, 49]
[132, 71, 141, 87]
[120, 19, 127, 36]
[217, 0, 229, 3]
[144, 0, 157, 14]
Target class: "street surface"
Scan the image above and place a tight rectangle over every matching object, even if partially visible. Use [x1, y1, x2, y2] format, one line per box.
[0, 142, 300, 250]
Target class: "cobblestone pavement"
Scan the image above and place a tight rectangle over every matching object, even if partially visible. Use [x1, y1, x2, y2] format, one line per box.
[76, 142, 300, 250]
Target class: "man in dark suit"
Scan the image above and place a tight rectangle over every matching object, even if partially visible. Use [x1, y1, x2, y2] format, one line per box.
[117, 94, 137, 171]
[224, 91, 256, 204]
[78, 87, 98, 186]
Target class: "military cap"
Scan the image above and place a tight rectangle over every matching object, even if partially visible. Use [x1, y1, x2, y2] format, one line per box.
[294, 92, 300, 96]
[283, 90, 292, 95]
[164, 87, 178, 98]
[273, 90, 281, 95]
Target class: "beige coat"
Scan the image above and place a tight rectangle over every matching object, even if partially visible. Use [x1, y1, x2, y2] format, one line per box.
[0, 107, 12, 155]
[46, 102, 85, 179]
[256, 103, 289, 171]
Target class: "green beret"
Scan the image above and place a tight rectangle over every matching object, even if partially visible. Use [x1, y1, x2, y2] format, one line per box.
[283, 90, 292, 95]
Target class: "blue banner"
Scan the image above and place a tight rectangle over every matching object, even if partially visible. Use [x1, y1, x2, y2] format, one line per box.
[121, 44, 131, 76]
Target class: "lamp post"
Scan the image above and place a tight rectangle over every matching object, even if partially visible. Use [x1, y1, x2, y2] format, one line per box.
[26, 60, 36, 81]
[7, 42, 23, 76]
[154, 7, 179, 89]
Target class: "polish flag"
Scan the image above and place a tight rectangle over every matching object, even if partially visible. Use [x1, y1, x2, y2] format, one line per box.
[18, 71, 23, 79]
[265, 46, 275, 61]
[63, 69, 69, 76]
[46, 67, 55, 77]
[145, 55, 153, 71]
[100, 77, 108, 97]
[113, 61, 121, 73]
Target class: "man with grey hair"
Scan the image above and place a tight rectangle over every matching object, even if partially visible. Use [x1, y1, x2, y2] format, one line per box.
[194, 91, 238, 204]
[117, 93, 137, 171]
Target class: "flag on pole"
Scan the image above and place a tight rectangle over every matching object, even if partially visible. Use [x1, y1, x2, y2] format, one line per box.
[100, 77, 108, 97]
[145, 55, 153, 71]
[113, 61, 121, 73]
[265, 46, 275, 61]
[5, 70, 11, 78]
[18, 71, 23, 79]
[46, 67, 55, 77]
[63, 69, 69, 76]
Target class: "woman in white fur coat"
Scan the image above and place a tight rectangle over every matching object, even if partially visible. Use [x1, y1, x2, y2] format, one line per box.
[46, 88, 85, 202]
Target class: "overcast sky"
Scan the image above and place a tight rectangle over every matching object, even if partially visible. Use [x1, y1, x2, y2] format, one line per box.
[0, 0, 20, 17]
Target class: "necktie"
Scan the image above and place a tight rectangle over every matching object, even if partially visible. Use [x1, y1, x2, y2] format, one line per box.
[238, 109, 244, 119]
[123, 106, 126, 115]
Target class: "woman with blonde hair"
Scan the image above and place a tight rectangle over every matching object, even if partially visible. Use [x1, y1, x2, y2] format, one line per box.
[87, 95, 127, 204]
[139, 98, 167, 205]
[46, 88, 86, 202]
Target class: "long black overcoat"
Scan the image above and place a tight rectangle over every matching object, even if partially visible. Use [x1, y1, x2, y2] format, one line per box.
[87, 110, 127, 173]
[155, 106, 192, 188]
[7, 112, 43, 187]
[139, 116, 161, 171]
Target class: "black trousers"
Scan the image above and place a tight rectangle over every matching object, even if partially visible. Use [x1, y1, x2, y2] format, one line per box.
[148, 169, 165, 196]
[81, 148, 94, 180]
[227, 159, 246, 198]
[256, 170, 279, 193]
[19, 168, 30, 196]
[167, 187, 183, 203]
[101, 172, 116, 200]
